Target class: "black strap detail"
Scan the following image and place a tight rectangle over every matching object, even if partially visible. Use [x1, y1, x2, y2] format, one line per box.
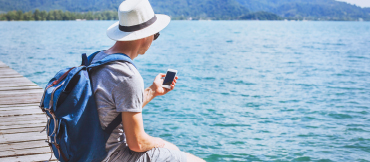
[104, 114, 122, 134]
[81, 53, 88, 66]
[119, 16, 157, 32]
[87, 51, 101, 66]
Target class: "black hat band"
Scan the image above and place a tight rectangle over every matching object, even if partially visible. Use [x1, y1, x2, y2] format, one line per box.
[119, 16, 157, 32]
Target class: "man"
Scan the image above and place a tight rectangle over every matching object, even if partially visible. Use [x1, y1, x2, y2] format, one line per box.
[90, 0, 205, 161]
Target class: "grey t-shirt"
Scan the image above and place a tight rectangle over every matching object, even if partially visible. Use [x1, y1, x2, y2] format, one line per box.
[90, 51, 144, 158]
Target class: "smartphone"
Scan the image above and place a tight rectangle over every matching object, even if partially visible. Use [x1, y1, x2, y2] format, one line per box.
[162, 69, 177, 89]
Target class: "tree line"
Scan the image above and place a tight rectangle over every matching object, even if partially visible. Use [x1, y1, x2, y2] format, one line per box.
[0, 9, 119, 21]
[238, 11, 282, 20]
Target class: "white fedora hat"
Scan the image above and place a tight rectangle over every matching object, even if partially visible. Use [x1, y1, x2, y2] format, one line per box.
[107, 0, 171, 41]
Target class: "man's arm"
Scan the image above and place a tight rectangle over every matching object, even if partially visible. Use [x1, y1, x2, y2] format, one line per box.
[122, 112, 165, 152]
[123, 73, 179, 153]
[142, 73, 178, 108]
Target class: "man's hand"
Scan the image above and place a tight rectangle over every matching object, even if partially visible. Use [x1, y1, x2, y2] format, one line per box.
[142, 73, 178, 108]
[151, 73, 178, 97]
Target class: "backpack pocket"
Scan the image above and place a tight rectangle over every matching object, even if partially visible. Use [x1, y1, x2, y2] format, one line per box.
[56, 120, 70, 162]
[48, 119, 70, 162]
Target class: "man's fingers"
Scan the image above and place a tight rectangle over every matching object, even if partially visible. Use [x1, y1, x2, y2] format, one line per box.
[157, 73, 166, 79]
[173, 76, 178, 84]
[170, 85, 175, 90]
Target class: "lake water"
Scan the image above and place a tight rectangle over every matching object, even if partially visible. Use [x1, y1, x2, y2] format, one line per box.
[0, 21, 370, 161]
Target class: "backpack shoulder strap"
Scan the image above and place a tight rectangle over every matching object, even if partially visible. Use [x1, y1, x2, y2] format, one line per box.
[81, 51, 101, 66]
[86, 52, 136, 134]
[87, 53, 136, 69]
[104, 114, 122, 134]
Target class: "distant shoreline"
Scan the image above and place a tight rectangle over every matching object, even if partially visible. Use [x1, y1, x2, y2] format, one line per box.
[1, 10, 368, 22]
[0, 19, 368, 22]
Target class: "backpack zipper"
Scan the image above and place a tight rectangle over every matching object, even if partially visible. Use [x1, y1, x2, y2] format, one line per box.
[40, 82, 64, 134]
[49, 81, 65, 111]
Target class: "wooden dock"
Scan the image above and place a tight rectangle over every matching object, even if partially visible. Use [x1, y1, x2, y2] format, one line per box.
[0, 61, 56, 161]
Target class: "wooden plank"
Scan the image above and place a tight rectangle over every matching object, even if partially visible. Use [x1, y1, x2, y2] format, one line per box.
[0, 108, 42, 117]
[0, 113, 45, 121]
[0, 68, 18, 72]
[0, 140, 48, 152]
[0, 83, 37, 88]
[0, 74, 23, 79]
[0, 105, 39, 110]
[0, 95, 42, 103]
[0, 93, 41, 99]
[0, 123, 45, 130]
[0, 76, 30, 80]
[0, 123, 46, 131]
[0, 68, 17, 72]
[0, 89, 43, 95]
[0, 126, 44, 135]
[0, 77, 35, 83]
[0, 119, 46, 128]
[0, 121, 46, 128]
[0, 91, 43, 98]
[0, 108, 41, 116]
[0, 114, 45, 126]
[0, 152, 57, 161]
[0, 82, 36, 87]
[0, 85, 41, 91]
[0, 70, 20, 75]
[0, 109, 41, 114]
[0, 100, 40, 106]
[0, 95, 42, 105]
[0, 81, 36, 87]
[0, 132, 46, 144]
[0, 91, 41, 97]
[0, 103, 39, 108]
[0, 105, 40, 111]
[0, 80, 34, 85]
[0, 146, 51, 157]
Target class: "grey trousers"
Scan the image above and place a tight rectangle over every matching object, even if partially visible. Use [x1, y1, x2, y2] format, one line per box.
[106, 144, 187, 162]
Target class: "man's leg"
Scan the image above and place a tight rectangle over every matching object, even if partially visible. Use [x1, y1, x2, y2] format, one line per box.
[163, 140, 180, 151]
[186, 153, 206, 162]
[163, 140, 205, 162]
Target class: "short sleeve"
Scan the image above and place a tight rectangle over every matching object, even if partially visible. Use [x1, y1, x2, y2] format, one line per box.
[111, 67, 144, 112]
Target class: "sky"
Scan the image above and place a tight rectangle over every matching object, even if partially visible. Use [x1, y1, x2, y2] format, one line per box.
[336, 0, 370, 8]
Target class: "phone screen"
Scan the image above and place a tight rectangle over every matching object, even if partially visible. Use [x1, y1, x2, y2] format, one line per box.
[163, 71, 176, 85]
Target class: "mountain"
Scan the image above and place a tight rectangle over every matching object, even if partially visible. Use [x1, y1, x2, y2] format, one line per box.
[0, 0, 123, 12]
[150, 0, 248, 18]
[0, 0, 369, 20]
[236, 0, 370, 19]
[0, 0, 249, 19]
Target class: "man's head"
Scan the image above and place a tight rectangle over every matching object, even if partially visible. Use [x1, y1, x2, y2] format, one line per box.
[106, 0, 170, 42]
[113, 32, 159, 56]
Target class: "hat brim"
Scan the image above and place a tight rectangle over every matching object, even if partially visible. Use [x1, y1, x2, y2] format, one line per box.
[106, 14, 171, 41]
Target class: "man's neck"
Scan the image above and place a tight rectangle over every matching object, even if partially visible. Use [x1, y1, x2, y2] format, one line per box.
[105, 41, 141, 60]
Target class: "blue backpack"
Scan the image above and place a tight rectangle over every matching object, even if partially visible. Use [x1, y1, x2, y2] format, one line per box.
[39, 51, 136, 162]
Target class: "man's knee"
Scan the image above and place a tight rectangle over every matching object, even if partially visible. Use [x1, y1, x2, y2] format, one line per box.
[163, 140, 180, 151]
[186, 153, 206, 162]
[161, 140, 205, 162]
